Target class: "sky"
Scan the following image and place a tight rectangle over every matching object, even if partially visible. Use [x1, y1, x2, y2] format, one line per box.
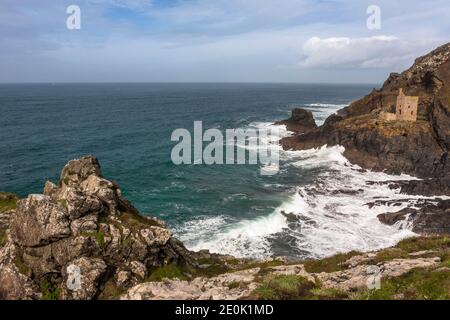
[1, 0, 449, 83]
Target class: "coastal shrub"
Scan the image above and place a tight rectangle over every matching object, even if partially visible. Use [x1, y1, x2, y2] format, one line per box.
[251, 275, 317, 300]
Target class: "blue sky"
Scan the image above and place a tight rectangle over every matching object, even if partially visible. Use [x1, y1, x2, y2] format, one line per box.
[1, 0, 449, 83]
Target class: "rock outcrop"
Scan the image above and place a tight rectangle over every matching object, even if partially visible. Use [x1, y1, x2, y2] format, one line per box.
[0, 156, 194, 300]
[276, 108, 318, 133]
[378, 199, 450, 235]
[280, 43, 450, 181]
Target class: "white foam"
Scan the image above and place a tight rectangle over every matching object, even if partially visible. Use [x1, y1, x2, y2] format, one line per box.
[175, 120, 438, 260]
[304, 103, 348, 125]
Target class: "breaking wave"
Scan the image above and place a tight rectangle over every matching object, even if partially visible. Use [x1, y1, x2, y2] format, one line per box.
[174, 104, 436, 260]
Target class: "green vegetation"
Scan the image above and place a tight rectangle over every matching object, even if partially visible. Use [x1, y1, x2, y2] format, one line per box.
[396, 236, 450, 253]
[353, 267, 450, 300]
[40, 281, 61, 300]
[83, 231, 106, 248]
[251, 275, 317, 300]
[0, 192, 18, 212]
[303, 251, 360, 273]
[371, 248, 409, 263]
[227, 281, 241, 290]
[119, 210, 162, 231]
[147, 264, 189, 281]
[310, 287, 349, 300]
[59, 199, 68, 209]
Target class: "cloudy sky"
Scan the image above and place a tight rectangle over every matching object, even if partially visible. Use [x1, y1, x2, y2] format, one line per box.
[1, 0, 449, 83]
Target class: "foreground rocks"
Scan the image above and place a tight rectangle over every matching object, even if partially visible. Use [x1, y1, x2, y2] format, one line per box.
[0, 156, 194, 300]
[122, 236, 449, 300]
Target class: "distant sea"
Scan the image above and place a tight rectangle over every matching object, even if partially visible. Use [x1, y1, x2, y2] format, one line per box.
[0, 83, 418, 259]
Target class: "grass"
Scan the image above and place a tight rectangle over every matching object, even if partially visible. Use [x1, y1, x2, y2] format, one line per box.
[396, 236, 450, 253]
[0, 192, 18, 212]
[250, 275, 317, 300]
[353, 267, 450, 300]
[310, 287, 349, 300]
[303, 251, 360, 273]
[147, 264, 189, 282]
[371, 248, 409, 263]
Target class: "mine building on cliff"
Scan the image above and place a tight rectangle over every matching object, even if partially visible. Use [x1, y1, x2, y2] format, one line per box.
[395, 88, 419, 121]
[380, 88, 419, 122]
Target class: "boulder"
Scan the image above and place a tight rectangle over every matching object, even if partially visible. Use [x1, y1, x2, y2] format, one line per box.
[10, 195, 71, 247]
[61, 257, 107, 300]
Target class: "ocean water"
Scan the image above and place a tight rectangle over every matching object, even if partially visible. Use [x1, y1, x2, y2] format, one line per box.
[0, 83, 421, 259]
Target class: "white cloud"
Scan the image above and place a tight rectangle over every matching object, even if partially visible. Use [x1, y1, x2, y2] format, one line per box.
[298, 36, 422, 69]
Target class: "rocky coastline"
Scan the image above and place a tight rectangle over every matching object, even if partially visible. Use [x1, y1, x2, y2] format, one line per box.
[278, 43, 450, 237]
[1, 157, 449, 300]
[1, 44, 449, 300]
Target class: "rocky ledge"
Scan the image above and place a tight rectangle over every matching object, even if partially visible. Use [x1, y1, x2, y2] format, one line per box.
[1, 157, 449, 300]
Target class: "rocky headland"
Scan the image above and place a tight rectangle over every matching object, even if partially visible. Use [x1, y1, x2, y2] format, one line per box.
[279, 43, 450, 236]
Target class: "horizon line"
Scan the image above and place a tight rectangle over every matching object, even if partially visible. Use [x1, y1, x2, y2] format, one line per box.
[0, 81, 381, 86]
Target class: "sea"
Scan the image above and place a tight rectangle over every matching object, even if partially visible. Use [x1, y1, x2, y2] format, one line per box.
[0, 83, 421, 260]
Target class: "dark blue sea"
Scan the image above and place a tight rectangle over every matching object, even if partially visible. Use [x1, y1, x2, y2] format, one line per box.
[0, 83, 417, 259]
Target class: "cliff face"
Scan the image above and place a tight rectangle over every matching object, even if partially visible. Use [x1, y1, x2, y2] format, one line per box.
[281, 43, 450, 181]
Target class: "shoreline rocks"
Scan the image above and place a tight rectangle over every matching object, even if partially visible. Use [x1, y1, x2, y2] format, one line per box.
[275, 108, 317, 133]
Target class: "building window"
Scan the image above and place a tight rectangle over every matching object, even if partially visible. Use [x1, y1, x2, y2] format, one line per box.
[411, 111, 413, 116]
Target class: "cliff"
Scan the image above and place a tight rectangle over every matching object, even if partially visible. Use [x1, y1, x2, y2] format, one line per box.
[281, 42, 450, 181]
